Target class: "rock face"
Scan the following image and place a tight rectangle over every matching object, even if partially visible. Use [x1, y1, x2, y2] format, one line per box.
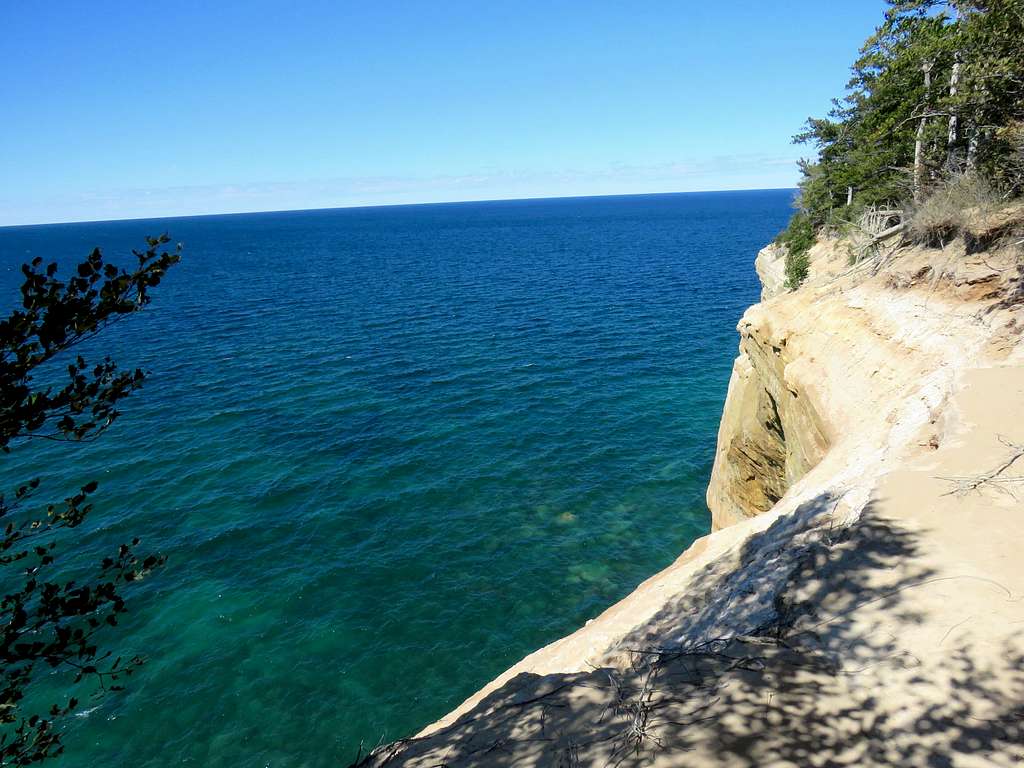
[359, 227, 1024, 767]
[753, 242, 786, 300]
[705, 302, 829, 529]
[707, 233, 1023, 529]
[705, 241, 830, 529]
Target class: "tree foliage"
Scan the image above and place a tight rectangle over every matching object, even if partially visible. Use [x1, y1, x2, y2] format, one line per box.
[777, 211, 815, 289]
[0, 236, 179, 765]
[779, 0, 1024, 285]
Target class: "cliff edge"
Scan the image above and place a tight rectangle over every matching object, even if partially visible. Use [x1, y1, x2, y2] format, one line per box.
[357, 225, 1024, 767]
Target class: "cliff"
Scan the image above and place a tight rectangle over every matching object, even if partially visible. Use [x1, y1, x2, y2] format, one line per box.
[357, 224, 1024, 767]
[707, 226, 1023, 531]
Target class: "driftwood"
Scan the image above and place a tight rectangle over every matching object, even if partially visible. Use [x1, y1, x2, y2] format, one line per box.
[870, 222, 908, 244]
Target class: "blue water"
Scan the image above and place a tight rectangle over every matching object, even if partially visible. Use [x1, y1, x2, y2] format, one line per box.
[0, 190, 792, 767]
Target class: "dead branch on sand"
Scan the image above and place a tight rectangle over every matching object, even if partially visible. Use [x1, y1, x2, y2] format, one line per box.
[937, 436, 1024, 497]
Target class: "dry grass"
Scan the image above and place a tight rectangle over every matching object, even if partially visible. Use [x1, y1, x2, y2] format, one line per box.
[907, 173, 1004, 246]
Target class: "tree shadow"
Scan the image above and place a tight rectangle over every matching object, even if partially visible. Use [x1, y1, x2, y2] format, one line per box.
[353, 492, 1024, 766]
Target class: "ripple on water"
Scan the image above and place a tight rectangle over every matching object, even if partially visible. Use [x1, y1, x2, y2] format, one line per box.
[0, 190, 793, 767]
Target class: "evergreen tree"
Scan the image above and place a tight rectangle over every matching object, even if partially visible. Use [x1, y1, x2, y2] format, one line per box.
[784, 0, 1023, 264]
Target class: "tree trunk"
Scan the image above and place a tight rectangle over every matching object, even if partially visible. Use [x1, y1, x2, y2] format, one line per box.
[947, 53, 962, 166]
[967, 115, 981, 171]
[914, 61, 934, 202]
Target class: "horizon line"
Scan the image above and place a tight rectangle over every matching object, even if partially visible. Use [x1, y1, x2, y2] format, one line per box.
[0, 186, 799, 231]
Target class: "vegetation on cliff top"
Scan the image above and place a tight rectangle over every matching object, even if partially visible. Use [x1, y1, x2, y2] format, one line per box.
[780, 0, 1024, 286]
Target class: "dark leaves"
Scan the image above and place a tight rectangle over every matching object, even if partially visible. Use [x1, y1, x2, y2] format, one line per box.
[0, 237, 177, 766]
[0, 234, 181, 451]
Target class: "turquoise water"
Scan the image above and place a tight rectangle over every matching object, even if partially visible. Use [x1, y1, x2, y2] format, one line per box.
[0, 190, 792, 767]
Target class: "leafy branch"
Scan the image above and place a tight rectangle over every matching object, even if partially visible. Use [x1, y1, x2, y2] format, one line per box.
[0, 236, 179, 766]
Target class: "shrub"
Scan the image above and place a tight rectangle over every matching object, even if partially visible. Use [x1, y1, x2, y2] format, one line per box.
[993, 121, 1024, 195]
[785, 248, 811, 289]
[778, 212, 815, 289]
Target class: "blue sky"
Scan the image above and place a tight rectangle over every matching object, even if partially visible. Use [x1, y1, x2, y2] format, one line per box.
[0, 1, 886, 225]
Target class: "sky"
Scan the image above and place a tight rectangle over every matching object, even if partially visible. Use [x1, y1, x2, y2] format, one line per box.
[0, 1, 887, 226]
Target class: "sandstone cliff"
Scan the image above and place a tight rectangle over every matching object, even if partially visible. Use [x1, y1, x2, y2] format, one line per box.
[707, 231, 1022, 531]
[358, 224, 1024, 767]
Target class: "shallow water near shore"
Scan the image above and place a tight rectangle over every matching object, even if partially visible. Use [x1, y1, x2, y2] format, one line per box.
[0, 190, 792, 767]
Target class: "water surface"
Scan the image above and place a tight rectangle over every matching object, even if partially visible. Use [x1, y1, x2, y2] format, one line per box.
[0, 190, 792, 766]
